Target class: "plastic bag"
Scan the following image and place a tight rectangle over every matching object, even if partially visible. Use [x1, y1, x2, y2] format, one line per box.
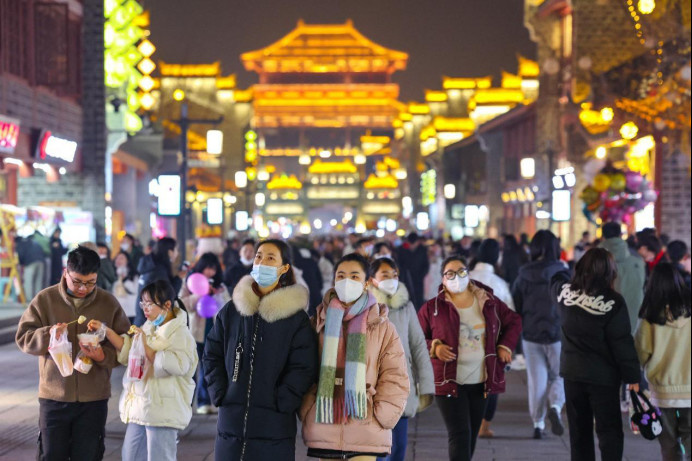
[126, 334, 149, 382]
[78, 322, 107, 346]
[48, 328, 74, 377]
[74, 350, 93, 374]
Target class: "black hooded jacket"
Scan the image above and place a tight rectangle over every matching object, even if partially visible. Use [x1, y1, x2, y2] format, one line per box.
[511, 259, 566, 344]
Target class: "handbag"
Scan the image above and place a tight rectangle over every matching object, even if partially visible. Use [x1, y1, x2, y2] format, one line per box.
[629, 389, 663, 440]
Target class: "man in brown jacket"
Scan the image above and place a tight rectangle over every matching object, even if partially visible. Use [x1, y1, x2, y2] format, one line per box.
[16, 245, 130, 460]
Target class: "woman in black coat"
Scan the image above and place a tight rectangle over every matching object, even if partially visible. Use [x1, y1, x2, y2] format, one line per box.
[204, 239, 318, 461]
[134, 237, 184, 326]
[551, 248, 640, 461]
[49, 228, 67, 285]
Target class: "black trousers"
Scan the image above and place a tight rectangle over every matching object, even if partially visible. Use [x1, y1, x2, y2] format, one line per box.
[484, 393, 498, 421]
[435, 383, 487, 461]
[564, 380, 623, 461]
[38, 398, 108, 461]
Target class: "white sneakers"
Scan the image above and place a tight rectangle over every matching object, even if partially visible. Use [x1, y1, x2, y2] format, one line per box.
[510, 354, 527, 371]
[196, 405, 218, 415]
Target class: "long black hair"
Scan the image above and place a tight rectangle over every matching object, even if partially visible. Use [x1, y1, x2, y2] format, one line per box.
[256, 239, 296, 288]
[529, 230, 559, 262]
[152, 237, 177, 275]
[190, 252, 223, 288]
[570, 248, 617, 296]
[639, 263, 691, 325]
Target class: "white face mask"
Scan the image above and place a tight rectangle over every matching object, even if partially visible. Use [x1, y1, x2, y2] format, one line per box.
[377, 279, 399, 296]
[240, 256, 254, 266]
[116, 266, 128, 277]
[445, 275, 469, 294]
[335, 278, 365, 304]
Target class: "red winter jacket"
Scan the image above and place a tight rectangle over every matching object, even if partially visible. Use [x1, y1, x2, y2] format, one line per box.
[417, 281, 522, 397]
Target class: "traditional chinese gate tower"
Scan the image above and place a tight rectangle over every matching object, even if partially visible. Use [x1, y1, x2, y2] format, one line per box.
[241, 20, 408, 229]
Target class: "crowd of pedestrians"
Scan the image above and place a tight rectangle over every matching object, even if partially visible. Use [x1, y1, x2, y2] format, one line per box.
[12, 223, 691, 461]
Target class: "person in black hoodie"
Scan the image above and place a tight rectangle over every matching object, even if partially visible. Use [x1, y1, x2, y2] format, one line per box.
[203, 239, 318, 461]
[551, 248, 640, 461]
[134, 237, 184, 326]
[223, 238, 256, 294]
[511, 230, 566, 439]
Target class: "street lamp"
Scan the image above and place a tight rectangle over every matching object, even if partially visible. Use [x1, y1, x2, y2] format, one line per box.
[171, 91, 223, 262]
[206, 130, 223, 155]
[520, 158, 535, 179]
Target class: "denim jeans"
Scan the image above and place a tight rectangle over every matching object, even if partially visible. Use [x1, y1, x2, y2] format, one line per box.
[523, 339, 565, 429]
[122, 423, 178, 461]
[196, 342, 211, 406]
[377, 417, 408, 461]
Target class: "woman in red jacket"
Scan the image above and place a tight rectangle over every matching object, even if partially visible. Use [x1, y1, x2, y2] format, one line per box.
[418, 256, 522, 461]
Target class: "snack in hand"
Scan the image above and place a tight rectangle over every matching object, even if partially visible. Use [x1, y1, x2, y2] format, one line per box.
[78, 315, 87, 324]
[77, 333, 100, 347]
[128, 325, 138, 335]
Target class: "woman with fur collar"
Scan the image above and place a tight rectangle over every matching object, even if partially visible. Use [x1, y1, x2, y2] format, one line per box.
[369, 257, 434, 461]
[203, 239, 318, 461]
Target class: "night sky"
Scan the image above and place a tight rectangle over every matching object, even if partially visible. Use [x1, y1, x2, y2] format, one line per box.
[143, 0, 536, 101]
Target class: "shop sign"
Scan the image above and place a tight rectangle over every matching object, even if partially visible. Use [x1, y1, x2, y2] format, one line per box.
[36, 130, 78, 162]
[0, 115, 20, 154]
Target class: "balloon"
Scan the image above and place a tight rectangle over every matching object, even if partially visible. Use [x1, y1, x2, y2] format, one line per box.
[580, 186, 600, 205]
[196, 295, 218, 318]
[187, 273, 210, 295]
[610, 173, 626, 191]
[625, 171, 643, 191]
[643, 189, 658, 202]
[593, 173, 611, 192]
[623, 214, 633, 225]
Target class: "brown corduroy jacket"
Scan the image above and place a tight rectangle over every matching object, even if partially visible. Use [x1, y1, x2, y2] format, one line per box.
[16, 276, 131, 402]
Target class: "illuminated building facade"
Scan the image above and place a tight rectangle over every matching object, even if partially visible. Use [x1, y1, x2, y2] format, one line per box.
[241, 20, 408, 233]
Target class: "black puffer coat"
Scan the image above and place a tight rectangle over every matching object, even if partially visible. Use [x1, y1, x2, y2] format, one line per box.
[204, 276, 318, 461]
[511, 259, 566, 344]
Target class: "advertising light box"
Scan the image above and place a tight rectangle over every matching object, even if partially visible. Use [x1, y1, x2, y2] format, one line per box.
[157, 175, 181, 216]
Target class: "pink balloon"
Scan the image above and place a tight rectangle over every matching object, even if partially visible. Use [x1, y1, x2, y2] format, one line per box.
[196, 295, 218, 318]
[187, 273, 210, 295]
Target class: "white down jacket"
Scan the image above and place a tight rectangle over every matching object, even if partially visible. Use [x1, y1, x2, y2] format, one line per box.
[117, 306, 198, 430]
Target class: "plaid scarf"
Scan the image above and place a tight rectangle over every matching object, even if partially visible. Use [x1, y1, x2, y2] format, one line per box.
[315, 291, 373, 424]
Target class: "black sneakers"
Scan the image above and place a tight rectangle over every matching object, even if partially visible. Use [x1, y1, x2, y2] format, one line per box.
[533, 428, 545, 439]
[548, 407, 565, 436]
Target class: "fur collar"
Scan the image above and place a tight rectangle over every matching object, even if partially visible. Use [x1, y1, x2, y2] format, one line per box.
[371, 283, 410, 310]
[232, 275, 308, 323]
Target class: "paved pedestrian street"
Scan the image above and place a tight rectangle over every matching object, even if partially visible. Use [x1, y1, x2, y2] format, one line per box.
[0, 342, 660, 460]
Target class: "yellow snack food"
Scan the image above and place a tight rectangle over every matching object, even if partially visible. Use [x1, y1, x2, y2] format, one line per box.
[77, 315, 87, 324]
[128, 325, 137, 335]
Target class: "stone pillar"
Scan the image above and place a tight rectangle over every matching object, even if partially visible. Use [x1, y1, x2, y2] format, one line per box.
[81, 0, 107, 241]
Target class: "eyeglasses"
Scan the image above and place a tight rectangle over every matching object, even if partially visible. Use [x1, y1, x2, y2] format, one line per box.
[443, 268, 469, 280]
[139, 301, 162, 309]
[66, 272, 98, 289]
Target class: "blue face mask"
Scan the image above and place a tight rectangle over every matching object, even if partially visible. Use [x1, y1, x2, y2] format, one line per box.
[251, 264, 280, 287]
[151, 311, 167, 327]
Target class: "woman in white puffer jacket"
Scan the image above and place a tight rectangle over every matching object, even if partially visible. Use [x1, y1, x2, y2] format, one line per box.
[89, 279, 197, 461]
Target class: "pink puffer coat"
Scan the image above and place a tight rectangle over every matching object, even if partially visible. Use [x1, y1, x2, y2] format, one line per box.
[300, 290, 410, 455]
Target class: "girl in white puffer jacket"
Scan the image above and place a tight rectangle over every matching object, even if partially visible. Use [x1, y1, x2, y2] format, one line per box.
[89, 279, 197, 461]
